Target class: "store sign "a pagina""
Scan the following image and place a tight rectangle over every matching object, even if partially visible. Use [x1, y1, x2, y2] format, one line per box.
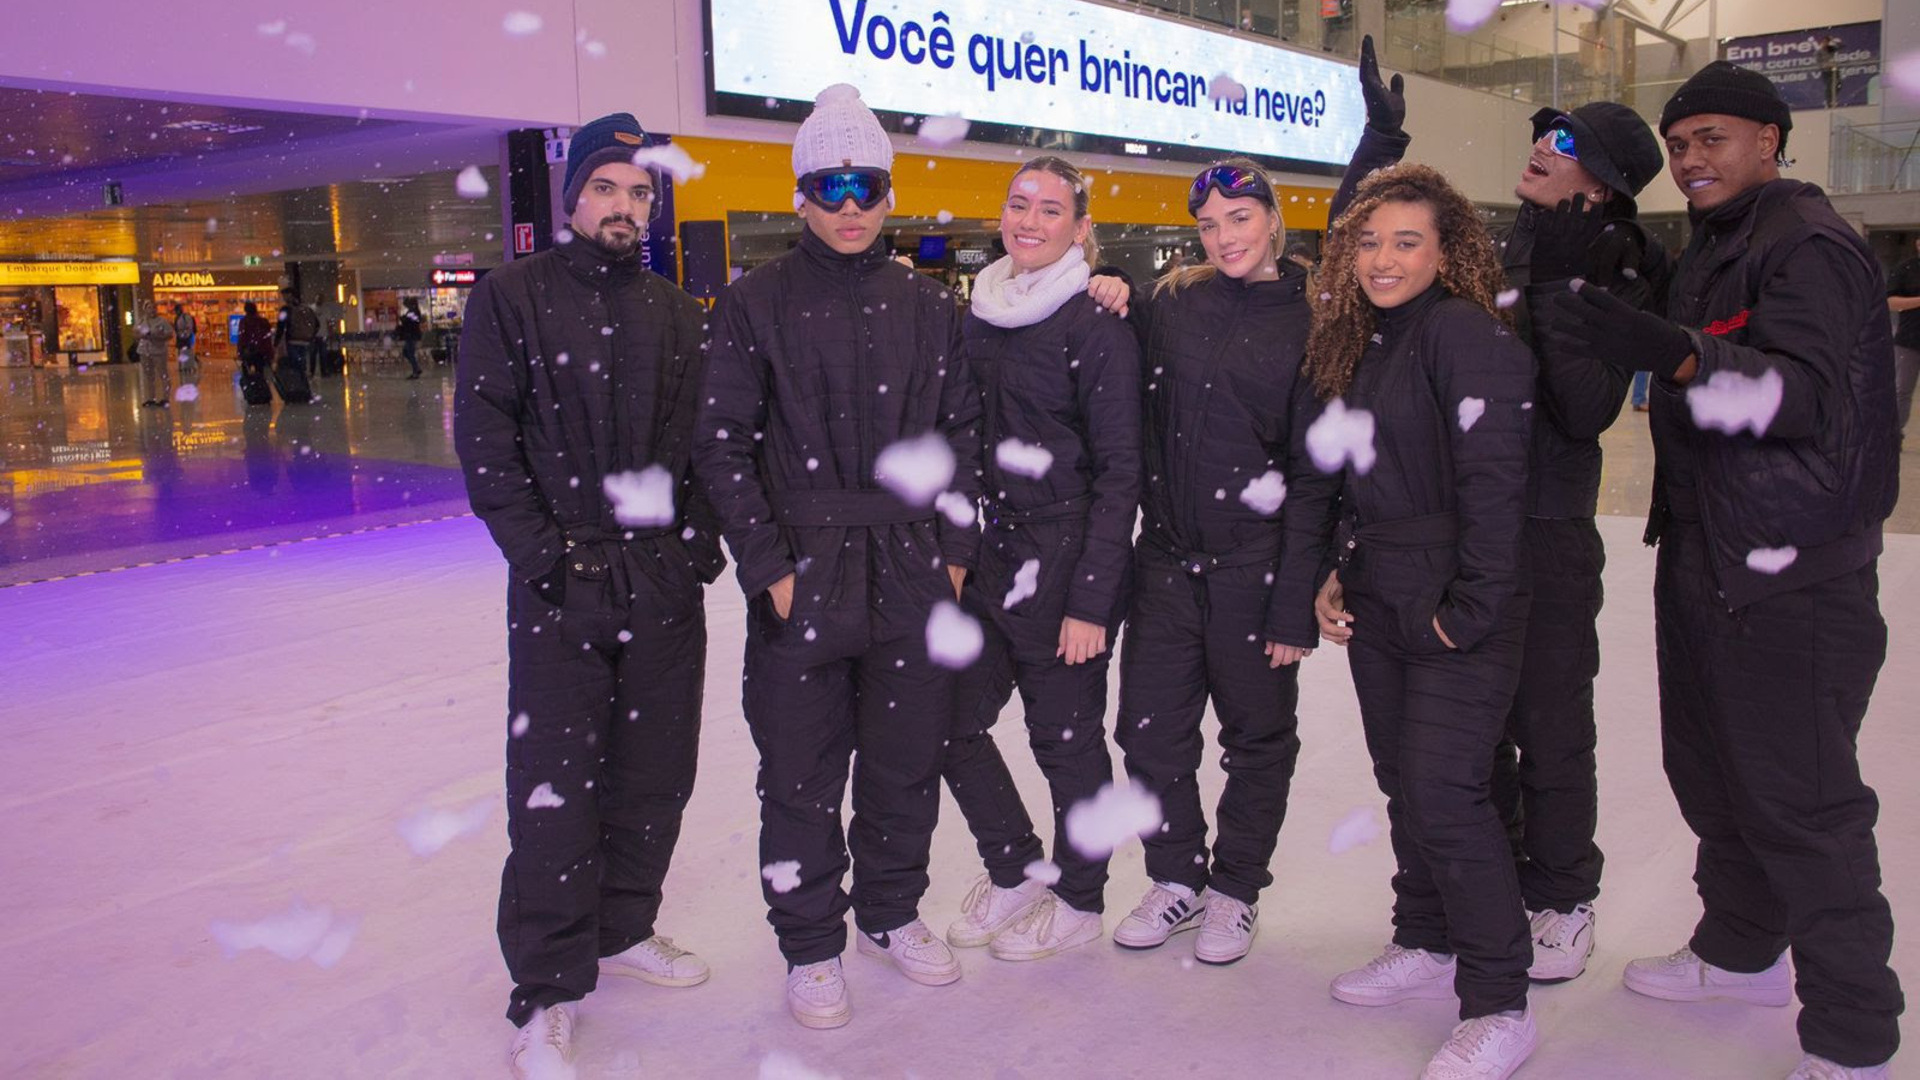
[706, 0, 1364, 172]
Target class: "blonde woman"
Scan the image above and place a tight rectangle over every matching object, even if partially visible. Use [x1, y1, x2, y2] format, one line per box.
[1089, 158, 1336, 967]
[941, 156, 1142, 961]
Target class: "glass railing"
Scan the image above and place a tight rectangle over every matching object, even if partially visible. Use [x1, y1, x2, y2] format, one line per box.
[1829, 119, 1920, 194]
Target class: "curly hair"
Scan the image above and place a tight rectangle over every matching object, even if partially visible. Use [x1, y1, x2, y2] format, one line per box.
[1304, 163, 1511, 400]
[1154, 156, 1284, 298]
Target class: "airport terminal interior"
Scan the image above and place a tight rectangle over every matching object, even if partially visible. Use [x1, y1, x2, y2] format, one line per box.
[4, 1, 1919, 1076]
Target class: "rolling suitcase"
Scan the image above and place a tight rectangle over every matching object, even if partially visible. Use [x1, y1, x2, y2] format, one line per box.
[273, 354, 313, 404]
[241, 364, 273, 406]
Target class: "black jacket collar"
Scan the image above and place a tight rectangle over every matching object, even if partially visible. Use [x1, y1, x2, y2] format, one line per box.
[797, 226, 894, 275]
[556, 229, 644, 286]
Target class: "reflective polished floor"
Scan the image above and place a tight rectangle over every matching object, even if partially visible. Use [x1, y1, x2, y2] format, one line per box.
[0, 356, 470, 584]
[2, 355, 1917, 586]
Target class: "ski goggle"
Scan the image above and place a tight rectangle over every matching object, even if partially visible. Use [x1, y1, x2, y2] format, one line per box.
[1187, 164, 1275, 215]
[797, 168, 892, 212]
[1543, 125, 1579, 161]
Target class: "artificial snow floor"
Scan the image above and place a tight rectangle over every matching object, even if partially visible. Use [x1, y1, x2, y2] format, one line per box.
[5, 514, 1916, 1079]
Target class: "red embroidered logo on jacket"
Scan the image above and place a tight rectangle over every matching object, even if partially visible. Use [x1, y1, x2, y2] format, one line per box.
[1701, 310, 1750, 336]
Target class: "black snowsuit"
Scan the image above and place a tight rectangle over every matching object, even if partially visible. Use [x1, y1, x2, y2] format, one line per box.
[941, 287, 1142, 914]
[455, 234, 723, 1027]
[1639, 179, 1902, 1067]
[1316, 284, 1537, 1021]
[1112, 265, 1336, 907]
[695, 229, 983, 966]
[1334, 123, 1669, 916]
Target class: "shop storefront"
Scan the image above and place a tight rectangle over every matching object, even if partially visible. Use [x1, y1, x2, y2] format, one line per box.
[148, 268, 289, 361]
[673, 138, 1338, 300]
[0, 261, 139, 366]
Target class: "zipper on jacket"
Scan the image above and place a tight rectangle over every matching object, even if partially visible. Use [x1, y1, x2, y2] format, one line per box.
[848, 275, 873, 485]
[1179, 298, 1246, 544]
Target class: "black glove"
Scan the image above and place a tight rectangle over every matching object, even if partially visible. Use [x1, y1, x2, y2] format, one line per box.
[1541, 282, 1694, 380]
[1359, 35, 1406, 136]
[1528, 195, 1608, 282]
[529, 559, 568, 606]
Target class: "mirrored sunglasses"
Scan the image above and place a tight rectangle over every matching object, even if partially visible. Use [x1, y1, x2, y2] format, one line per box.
[1545, 126, 1579, 161]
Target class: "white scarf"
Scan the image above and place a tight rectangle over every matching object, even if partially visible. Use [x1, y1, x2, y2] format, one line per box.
[969, 247, 1090, 329]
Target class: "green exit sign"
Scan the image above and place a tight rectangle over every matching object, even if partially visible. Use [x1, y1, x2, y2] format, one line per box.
[242, 255, 262, 266]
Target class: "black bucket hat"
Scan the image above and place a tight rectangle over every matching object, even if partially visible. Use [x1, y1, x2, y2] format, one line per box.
[1529, 101, 1664, 200]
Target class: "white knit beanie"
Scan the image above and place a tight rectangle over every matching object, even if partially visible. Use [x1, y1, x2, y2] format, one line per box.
[792, 84, 894, 179]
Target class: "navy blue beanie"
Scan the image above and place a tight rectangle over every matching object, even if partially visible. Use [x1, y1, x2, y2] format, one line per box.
[563, 112, 648, 213]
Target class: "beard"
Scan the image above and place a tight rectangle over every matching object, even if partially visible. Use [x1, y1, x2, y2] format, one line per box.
[593, 215, 642, 254]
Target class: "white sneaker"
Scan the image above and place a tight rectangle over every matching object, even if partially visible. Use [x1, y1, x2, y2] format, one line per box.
[1112, 881, 1206, 950]
[1330, 943, 1458, 1006]
[1622, 946, 1792, 1006]
[1526, 904, 1595, 983]
[947, 874, 1048, 948]
[1786, 1054, 1892, 1079]
[1193, 891, 1258, 966]
[786, 957, 851, 1030]
[600, 935, 711, 988]
[989, 892, 1103, 961]
[856, 918, 962, 986]
[1420, 1007, 1539, 1080]
[508, 1002, 577, 1080]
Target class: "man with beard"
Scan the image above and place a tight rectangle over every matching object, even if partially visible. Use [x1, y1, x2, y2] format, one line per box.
[456, 112, 724, 1078]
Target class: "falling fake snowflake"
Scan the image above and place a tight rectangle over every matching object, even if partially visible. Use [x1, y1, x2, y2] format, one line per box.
[603, 465, 676, 527]
[762, 860, 803, 894]
[925, 601, 984, 669]
[1306, 399, 1377, 475]
[1239, 471, 1287, 516]
[1003, 558, 1041, 609]
[1064, 781, 1163, 859]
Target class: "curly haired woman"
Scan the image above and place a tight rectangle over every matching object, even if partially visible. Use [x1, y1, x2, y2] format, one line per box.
[1299, 164, 1540, 1080]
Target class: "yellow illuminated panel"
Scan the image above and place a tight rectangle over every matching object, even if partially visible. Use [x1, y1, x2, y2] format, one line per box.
[667, 136, 1334, 231]
[0, 262, 140, 286]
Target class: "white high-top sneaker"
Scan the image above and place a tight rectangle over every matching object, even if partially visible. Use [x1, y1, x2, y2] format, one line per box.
[1112, 881, 1206, 950]
[1622, 946, 1792, 1006]
[1193, 891, 1258, 966]
[1526, 904, 1595, 983]
[989, 891, 1102, 961]
[947, 874, 1048, 948]
[786, 957, 852, 1030]
[1786, 1053, 1892, 1079]
[1420, 1007, 1539, 1080]
[1330, 943, 1458, 1006]
[508, 1002, 577, 1080]
[600, 935, 711, 987]
[856, 918, 962, 985]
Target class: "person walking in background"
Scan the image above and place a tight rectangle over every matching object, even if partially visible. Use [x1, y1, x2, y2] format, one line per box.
[135, 300, 175, 407]
[695, 84, 983, 1031]
[1886, 235, 1920, 433]
[397, 297, 426, 380]
[275, 289, 320, 379]
[1086, 157, 1337, 968]
[939, 156, 1141, 963]
[455, 110, 724, 1078]
[1339, 36, 1671, 984]
[171, 303, 198, 375]
[1307, 164, 1539, 1079]
[1540, 61, 1904, 1080]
